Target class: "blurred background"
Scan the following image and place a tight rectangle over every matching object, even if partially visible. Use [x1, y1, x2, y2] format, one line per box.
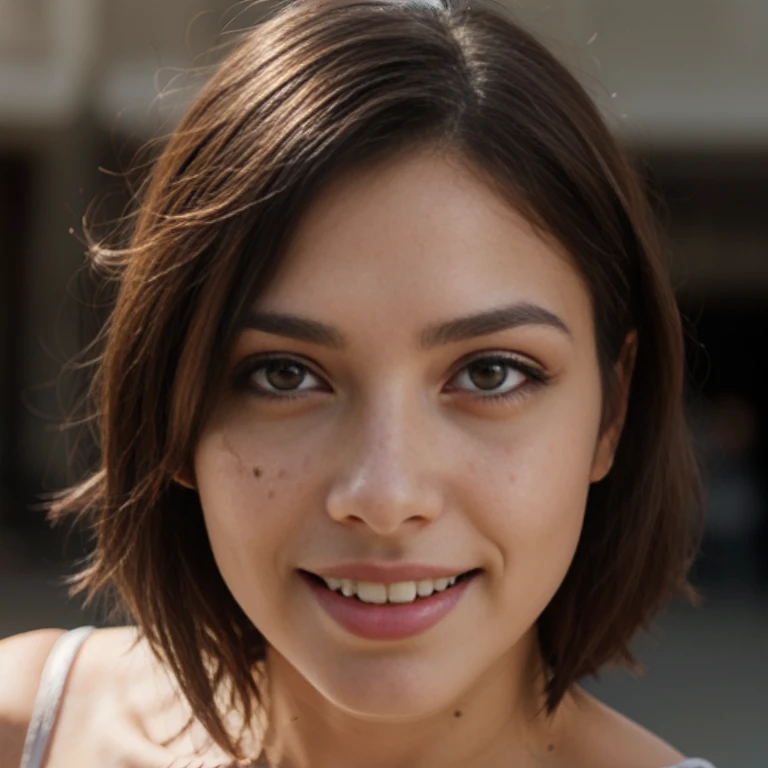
[0, 0, 766, 764]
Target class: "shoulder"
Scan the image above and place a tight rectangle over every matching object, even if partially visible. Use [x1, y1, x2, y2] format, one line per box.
[0, 625, 235, 767]
[0, 625, 169, 768]
[0, 628, 68, 768]
[0, 625, 141, 714]
[559, 687, 686, 768]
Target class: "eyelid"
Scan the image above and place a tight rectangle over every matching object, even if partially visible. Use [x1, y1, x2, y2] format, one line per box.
[444, 351, 549, 395]
[448, 349, 546, 377]
[233, 350, 550, 400]
[232, 353, 330, 396]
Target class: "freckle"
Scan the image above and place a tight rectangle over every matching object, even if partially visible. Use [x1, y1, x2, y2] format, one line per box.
[453, 710, 462, 718]
[268, 489, 275, 499]
[547, 744, 555, 752]
[277, 468, 286, 479]
[252, 466, 262, 478]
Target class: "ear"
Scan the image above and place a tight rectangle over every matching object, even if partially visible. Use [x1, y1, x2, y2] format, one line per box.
[590, 331, 637, 483]
[172, 465, 197, 491]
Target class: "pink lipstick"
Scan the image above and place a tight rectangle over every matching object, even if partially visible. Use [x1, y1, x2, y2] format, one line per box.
[300, 568, 479, 641]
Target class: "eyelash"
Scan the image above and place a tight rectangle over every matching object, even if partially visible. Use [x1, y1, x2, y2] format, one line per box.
[233, 352, 551, 405]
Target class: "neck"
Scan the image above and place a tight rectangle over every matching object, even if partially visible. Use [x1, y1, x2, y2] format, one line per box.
[257, 629, 575, 768]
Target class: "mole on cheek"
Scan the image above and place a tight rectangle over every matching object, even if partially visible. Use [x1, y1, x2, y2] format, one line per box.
[252, 466, 262, 478]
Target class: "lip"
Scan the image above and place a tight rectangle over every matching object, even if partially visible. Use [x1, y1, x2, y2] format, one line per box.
[307, 563, 473, 583]
[301, 569, 479, 641]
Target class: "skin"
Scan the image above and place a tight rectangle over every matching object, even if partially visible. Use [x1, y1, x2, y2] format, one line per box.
[192, 147, 633, 768]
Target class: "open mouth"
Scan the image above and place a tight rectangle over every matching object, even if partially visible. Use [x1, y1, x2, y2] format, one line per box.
[300, 568, 481, 606]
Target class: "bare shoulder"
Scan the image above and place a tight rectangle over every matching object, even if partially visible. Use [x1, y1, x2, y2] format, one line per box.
[0, 628, 67, 720]
[0, 625, 183, 768]
[0, 628, 68, 768]
[561, 687, 686, 768]
[10, 625, 234, 767]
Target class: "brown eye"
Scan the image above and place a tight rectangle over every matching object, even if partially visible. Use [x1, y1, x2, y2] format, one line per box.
[241, 357, 324, 397]
[466, 360, 509, 391]
[449, 354, 535, 399]
[263, 360, 307, 390]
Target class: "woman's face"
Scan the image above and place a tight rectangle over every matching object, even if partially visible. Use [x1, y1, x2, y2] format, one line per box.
[194, 149, 617, 720]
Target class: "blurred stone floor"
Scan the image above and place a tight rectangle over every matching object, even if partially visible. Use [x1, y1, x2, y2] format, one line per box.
[1, 526, 765, 767]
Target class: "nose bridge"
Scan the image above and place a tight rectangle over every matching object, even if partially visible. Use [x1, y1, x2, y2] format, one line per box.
[325, 382, 443, 533]
[363, 379, 421, 462]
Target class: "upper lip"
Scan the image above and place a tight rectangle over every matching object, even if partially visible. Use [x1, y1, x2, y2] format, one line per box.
[303, 563, 476, 583]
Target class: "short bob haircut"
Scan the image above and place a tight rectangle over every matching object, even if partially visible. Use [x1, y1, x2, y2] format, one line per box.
[51, 0, 702, 761]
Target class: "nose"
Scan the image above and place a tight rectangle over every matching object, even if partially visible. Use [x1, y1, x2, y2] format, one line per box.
[325, 392, 444, 536]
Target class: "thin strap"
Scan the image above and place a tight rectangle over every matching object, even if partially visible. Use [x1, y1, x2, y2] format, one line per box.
[19, 626, 96, 768]
[667, 761, 717, 768]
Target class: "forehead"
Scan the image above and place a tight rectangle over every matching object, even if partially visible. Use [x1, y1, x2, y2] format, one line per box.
[254, 149, 593, 344]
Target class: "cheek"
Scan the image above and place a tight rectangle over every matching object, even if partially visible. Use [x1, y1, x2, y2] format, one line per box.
[469, 438, 591, 555]
[193, 423, 311, 588]
[461, 389, 602, 582]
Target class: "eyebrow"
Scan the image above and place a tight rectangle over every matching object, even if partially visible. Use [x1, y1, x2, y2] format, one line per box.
[241, 302, 571, 350]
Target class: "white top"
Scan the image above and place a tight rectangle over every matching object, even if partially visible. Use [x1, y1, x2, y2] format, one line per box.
[19, 626, 718, 768]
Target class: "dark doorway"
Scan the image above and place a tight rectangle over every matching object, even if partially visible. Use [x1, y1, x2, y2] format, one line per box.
[0, 155, 31, 526]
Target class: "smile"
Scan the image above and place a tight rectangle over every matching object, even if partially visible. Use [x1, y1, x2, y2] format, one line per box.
[300, 569, 481, 641]
[312, 571, 475, 604]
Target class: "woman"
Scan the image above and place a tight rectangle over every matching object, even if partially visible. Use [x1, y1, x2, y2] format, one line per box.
[0, 0, 716, 766]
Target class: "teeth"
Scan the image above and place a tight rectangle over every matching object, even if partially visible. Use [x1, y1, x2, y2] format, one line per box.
[320, 573, 467, 604]
[388, 581, 417, 603]
[416, 579, 435, 597]
[356, 581, 388, 604]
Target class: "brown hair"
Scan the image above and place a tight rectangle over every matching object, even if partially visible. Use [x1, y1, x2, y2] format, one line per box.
[51, 0, 703, 761]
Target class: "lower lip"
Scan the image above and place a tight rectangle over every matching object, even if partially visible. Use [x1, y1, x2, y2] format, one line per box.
[302, 572, 478, 641]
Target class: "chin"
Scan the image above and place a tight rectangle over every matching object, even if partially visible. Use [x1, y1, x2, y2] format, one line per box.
[325, 686, 457, 722]
[302, 652, 472, 721]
